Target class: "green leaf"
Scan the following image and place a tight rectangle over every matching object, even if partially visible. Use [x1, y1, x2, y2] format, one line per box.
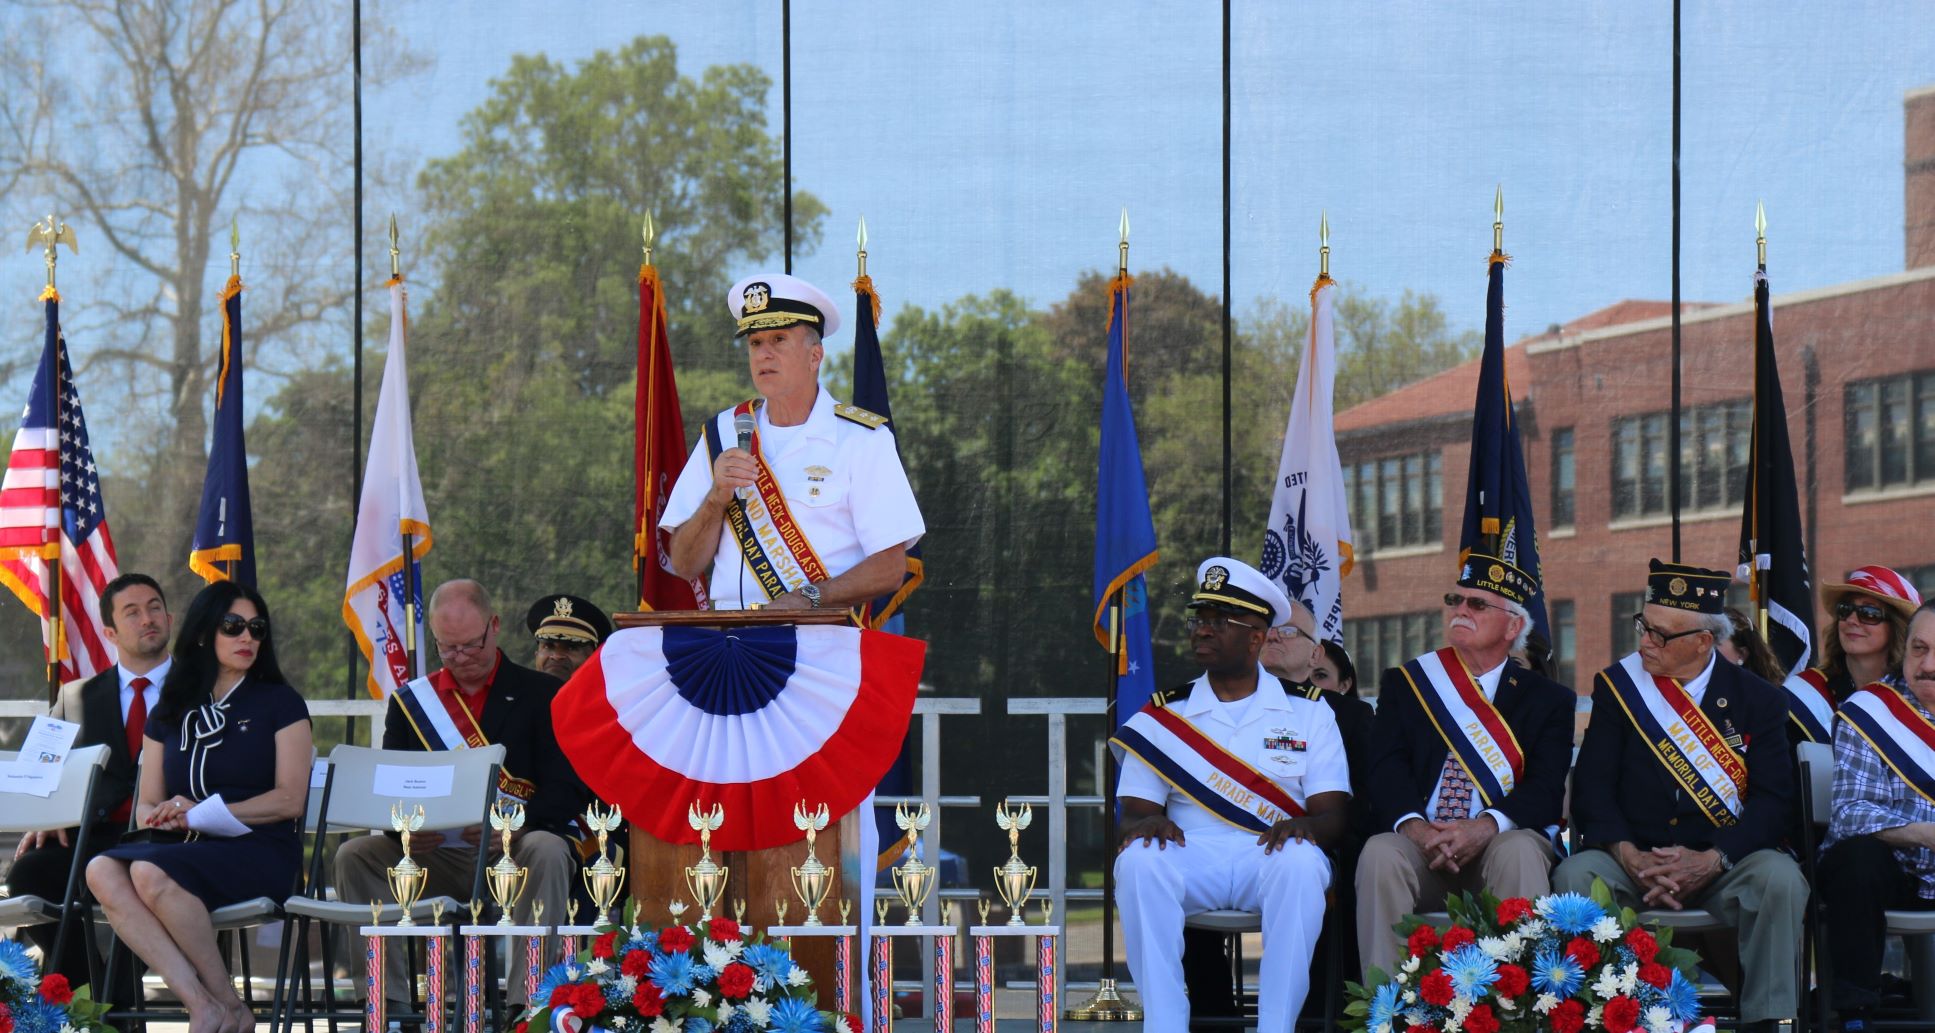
[1588, 876, 1617, 909]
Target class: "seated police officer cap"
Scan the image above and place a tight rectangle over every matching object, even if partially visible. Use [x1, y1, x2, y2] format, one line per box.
[1187, 556, 1294, 628]
[525, 593, 612, 645]
[726, 272, 842, 340]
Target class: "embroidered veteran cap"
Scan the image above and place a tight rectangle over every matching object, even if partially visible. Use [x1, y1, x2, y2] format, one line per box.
[1645, 558, 1731, 614]
[525, 593, 613, 645]
[1821, 564, 1923, 619]
[726, 272, 842, 339]
[1457, 550, 1537, 607]
[1187, 556, 1294, 628]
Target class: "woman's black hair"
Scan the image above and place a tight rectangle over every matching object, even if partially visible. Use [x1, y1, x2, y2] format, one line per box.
[152, 581, 289, 725]
[1320, 639, 1359, 698]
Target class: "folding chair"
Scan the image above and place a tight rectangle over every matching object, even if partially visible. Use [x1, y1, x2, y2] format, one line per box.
[1181, 893, 1346, 1031]
[0, 745, 112, 971]
[275, 743, 505, 1033]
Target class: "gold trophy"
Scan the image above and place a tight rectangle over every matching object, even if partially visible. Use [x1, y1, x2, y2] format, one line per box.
[387, 803, 428, 925]
[890, 803, 934, 926]
[683, 803, 728, 922]
[789, 802, 835, 926]
[486, 800, 530, 926]
[581, 802, 627, 925]
[992, 802, 1038, 927]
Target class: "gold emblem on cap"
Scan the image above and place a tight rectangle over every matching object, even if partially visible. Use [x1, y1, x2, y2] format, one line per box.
[553, 597, 574, 618]
[1204, 566, 1229, 591]
[1488, 564, 1506, 584]
[743, 281, 771, 314]
[1669, 576, 1688, 597]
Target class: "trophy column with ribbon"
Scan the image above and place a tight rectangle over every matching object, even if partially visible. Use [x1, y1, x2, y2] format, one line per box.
[870, 804, 957, 1033]
[459, 800, 548, 1020]
[363, 805, 454, 1033]
[766, 802, 857, 1015]
[970, 803, 1059, 1033]
[554, 802, 626, 957]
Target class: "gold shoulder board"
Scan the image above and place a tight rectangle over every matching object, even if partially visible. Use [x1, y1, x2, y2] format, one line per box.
[833, 402, 889, 429]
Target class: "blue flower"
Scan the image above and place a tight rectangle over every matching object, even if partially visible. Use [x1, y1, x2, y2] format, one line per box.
[1441, 944, 1498, 1000]
[768, 999, 823, 1033]
[1662, 969, 1701, 1022]
[1529, 944, 1584, 998]
[1535, 893, 1608, 935]
[741, 943, 795, 986]
[685, 1020, 715, 1033]
[722, 1015, 758, 1033]
[531, 962, 579, 1008]
[0, 937, 38, 986]
[648, 951, 698, 995]
[11, 998, 67, 1033]
[1367, 982, 1402, 1032]
[624, 932, 659, 955]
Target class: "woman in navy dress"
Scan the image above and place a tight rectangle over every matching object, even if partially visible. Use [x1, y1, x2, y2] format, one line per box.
[87, 582, 312, 1033]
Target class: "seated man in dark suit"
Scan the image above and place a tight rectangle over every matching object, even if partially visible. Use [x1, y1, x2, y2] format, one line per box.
[334, 579, 588, 1010]
[7, 572, 172, 987]
[1557, 559, 1805, 1033]
[1355, 553, 1574, 980]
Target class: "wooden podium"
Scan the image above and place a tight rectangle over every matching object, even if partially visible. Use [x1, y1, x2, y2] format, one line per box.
[611, 608, 873, 1010]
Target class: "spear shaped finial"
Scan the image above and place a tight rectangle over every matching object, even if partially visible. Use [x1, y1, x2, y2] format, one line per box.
[643, 212, 656, 266]
[1492, 185, 1504, 254]
[857, 215, 868, 278]
[388, 213, 400, 278]
[1117, 208, 1130, 276]
[1319, 211, 1330, 278]
[1755, 201, 1767, 268]
[229, 215, 240, 279]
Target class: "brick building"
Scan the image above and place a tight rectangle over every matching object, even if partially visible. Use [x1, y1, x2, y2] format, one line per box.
[1337, 84, 1935, 698]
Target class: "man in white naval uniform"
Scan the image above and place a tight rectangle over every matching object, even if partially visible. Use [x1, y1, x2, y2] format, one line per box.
[1110, 557, 1352, 1032]
[664, 272, 923, 612]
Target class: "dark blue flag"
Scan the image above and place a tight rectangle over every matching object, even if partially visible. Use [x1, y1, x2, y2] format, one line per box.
[189, 275, 255, 585]
[1738, 268, 1814, 678]
[1458, 255, 1548, 642]
[1094, 274, 1159, 724]
[850, 275, 923, 628]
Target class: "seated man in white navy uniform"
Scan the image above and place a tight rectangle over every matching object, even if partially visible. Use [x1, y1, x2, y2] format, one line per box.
[664, 272, 923, 612]
[1110, 557, 1351, 1032]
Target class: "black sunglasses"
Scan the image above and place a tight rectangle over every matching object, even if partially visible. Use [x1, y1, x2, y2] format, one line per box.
[1835, 600, 1888, 626]
[1443, 592, 1500, 613]
[218, 614, 270, 639]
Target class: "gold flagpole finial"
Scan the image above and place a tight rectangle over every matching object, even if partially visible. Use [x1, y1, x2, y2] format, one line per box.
[643, 212, 656, 266]
[388, 213, 401, 278]
[25, 214, 78, 290]
[1117, 208, 1130, 276]
[1492, 185, 1504, 254]
[1755, 201, 1767, 268]
[229, 215, 240, 279]
[856, 215, 868, 278]
[1319, 211, 1330, 278]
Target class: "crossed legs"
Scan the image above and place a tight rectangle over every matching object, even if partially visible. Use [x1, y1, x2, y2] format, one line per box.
[86, 856, 250, 1033]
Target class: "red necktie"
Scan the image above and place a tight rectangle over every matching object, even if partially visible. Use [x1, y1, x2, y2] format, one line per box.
[112, 677, 150, 825]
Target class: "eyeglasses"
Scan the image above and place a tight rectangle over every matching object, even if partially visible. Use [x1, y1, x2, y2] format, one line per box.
[1835, 600, 1889, 626]
[1443, 593, 1500, 613]
[1186, 614, 1265, 635]
[217, 615, 270, 639]
[1273, 624, 1310, 642]
[1631, 614, 1710, 647]
[435, 624, 494, 659]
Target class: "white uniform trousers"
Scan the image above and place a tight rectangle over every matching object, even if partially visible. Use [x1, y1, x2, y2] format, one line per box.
[1114, 826, 1331, 1032]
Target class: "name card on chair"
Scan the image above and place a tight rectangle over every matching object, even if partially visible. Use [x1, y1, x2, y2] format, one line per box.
[373, 763, 454, 798]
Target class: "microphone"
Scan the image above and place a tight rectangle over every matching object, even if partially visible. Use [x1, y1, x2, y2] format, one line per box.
[734, 411, 756, 453]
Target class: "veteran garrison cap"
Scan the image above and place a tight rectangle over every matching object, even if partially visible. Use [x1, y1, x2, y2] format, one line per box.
[525, 594, 613, 645]
[726, 273, 842, 339]
[1188, 556, 1294, 628]
[1457, 550, 1537, 607]
[1645, 558, 1731, 615]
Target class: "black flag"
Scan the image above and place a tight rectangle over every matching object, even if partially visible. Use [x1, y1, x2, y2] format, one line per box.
[1737, 269, 1814, 677]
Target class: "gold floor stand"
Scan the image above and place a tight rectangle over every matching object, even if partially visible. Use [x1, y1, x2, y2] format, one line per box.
[1064, 977, 1142, 1021]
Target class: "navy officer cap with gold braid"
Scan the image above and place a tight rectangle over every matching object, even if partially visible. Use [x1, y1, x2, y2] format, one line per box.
[1457, 550, 1537, 607]
[726, 272, 842, 339]
[1187, 556, 1294, 628]
[1645, 558, 1731, 614]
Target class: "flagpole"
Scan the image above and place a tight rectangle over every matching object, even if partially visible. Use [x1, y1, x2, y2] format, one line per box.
[1488, 189, 1505, 559]
[390, 214, 420, 676]
[637, 214, 654, 610]
[32, 215, 73, 703]
[1753, 204, 1770, 643]
[227, 218, 241, 583]
[1668, 0, 1684, 561]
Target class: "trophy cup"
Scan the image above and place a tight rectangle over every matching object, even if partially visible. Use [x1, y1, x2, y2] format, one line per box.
[486, 800, 530, 926]
[789, 801, 835, 926]
[992, 802, 1037, 927]
[581, 802, 627, 925]
[683, 803, 728, 922]
[890, 803, 934, 926]
[387, 803, 428, 925]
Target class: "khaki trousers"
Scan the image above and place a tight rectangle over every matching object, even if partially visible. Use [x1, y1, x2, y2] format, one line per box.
[334, 830, 576, 1005]
[1554, 847, 1806, 1023]
[1355, 828, 1556, 980]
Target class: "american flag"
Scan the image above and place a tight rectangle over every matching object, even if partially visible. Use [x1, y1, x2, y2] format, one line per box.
[0, 293, 119, 682]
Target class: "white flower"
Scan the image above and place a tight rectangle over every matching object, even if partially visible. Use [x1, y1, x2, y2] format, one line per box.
[742, 997, 773, 1027]
[650, 1020, 683, 1033]
[1533, 993, 1560, 1015]
[703, 941, 737, 970]
[1587, 1004, 1603, 1027]
[1592, 968, 1624, 999]
[1592, 915, 1624, 943]
[59, 1025, 79, 1033]
[610, 1019, 629, 1031]
[786, 965, 810, 987]
[1449, 996, 1473, 1022]
[691, 989, 712, 1008]
[1402, 954, 1422, 973]
[564, 964, 582, 980]
[1618, 961, 1640, 996]
[715, 1003, 735, 1025]
[1517, 919, 1548, 939]
[1401, 991, 1417, 1005]
[1644, 1005, 1674, 1033]
[1478, 935, 1512, 960]
[585, 959, 610, 976]
[615, 975, 639, 996]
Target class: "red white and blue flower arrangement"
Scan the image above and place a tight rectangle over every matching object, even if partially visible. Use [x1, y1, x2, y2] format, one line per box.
[518, 906, 853, 1033]
[1345, 882, 1715, 1033]
[0, 939, 110, 1033]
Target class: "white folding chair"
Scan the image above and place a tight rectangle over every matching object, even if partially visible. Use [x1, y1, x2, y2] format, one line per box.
[0, 744, 112, 969]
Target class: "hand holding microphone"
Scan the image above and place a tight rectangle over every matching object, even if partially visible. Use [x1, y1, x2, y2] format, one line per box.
[706, 412, 759, 506]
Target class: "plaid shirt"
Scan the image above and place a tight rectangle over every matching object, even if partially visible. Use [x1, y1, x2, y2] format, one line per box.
[1823, 680, 1935, 900]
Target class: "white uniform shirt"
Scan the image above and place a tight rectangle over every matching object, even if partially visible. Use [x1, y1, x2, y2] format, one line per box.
[1118, 666, 1351, 837]
[662, 387, 925, 609]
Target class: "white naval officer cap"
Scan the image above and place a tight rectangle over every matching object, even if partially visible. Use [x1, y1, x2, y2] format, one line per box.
[726, 272, 842, 340]
[1187, 556, 1294, 628]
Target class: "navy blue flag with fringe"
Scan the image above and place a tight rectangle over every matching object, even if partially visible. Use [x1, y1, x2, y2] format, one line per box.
[1737, 269, 1814, 677]
[189, 274, 256, 585]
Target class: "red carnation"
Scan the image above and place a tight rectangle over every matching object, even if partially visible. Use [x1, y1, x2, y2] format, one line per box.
[1638, 961, 1672, 988]
[1602, 994, 1640, 1033]
[1405, 1026, 1437, 1033]
[592, 930, 619, 959]
[843, 1016, 863, 1033]
[708, 917, 742, 942]
[0, 1004, 15, 1033]
[1493, 963, 1529, 998]
[1625, 927, 1660, 963]
[515, 1023, 527, 1033]
[620, 949, 652, 980]
[1440, 925, 1476, 952]
[1419, 969, 1455, 1006]
[567, 984, 605, 1019]
[1464, 1004, 1500, 1033]
[718, 961, 757, 1000]
[1549, 999, 1586, 1033]
[1564, 935, 1600, 970]
[658, 926, 694, 953]
[1407, 924, 1441, 957]
[632, 983, 665, 1018]
[1496, 897, 1534, 925]
[38, 974, 73, 1005]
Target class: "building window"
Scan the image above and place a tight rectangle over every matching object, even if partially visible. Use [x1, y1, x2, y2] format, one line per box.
[1906, 565, 1935, 601]
[1343, 610, 1438, 700]
[1346, 451, 1443, 554]
[1548, 600, 1576, 687]
[1610, 400, 1752, 519]
[1550, 427, 1575, 528]
[1845, 371, 1935, 492]
[1609, 591, 1646, 659]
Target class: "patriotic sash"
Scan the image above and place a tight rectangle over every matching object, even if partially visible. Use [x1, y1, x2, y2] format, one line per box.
[1600, 653, 1746, 826]
[1109, 695, 1306, 834]
[1781, 668, 1836, 744]
[1838, 683, 1935, 806]
[392, 676, 535, 806]
[703, 400, 832, 602]
[1398, 648, 1524, 808]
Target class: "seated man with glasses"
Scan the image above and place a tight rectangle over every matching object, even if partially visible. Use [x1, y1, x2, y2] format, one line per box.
[1354, 552, 1574, 981]
[335, 578, 588, 1013]
[1111, 557, 1351, 1032]
[1558, 559, 1805, 1033]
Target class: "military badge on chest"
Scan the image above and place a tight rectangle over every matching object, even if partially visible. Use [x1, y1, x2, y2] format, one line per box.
[805, 464, 831, 499]
[1262, 726, 1307, 775]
